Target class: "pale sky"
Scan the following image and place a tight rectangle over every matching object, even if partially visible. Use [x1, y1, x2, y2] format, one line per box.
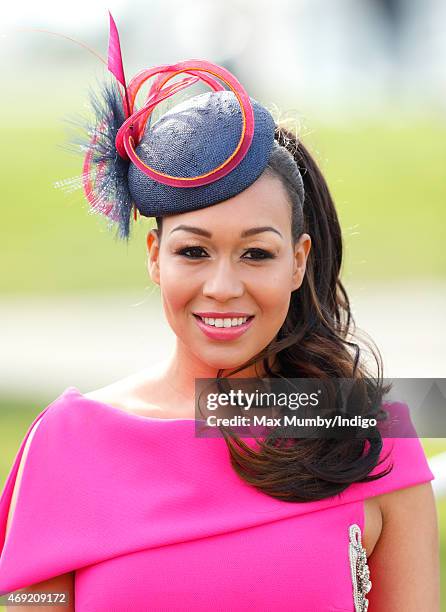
[1, 0, 444, 118]
[1, 1, 125, 29]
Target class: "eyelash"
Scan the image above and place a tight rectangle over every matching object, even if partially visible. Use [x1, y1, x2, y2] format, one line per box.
[174, 246, 276, 261]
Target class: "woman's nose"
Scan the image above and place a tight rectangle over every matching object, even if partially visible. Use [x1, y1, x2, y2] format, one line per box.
[202, 259, 244, 301]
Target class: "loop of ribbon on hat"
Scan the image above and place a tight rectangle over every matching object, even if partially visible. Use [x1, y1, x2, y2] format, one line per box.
[114, 60, 255, 188]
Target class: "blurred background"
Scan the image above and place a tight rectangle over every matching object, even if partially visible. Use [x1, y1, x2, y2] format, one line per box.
[0, 0, 445, 606]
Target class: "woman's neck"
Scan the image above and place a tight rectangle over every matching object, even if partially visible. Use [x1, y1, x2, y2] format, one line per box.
[139, 339, 272, 418]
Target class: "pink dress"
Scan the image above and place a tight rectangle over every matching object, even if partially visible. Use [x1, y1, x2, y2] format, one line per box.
[0, 386, 434, 611]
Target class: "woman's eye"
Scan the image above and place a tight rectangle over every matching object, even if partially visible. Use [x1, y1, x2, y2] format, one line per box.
[243, 248, 275, 260]
[175, 247, 275, 260]
[176, 246, 209, 258]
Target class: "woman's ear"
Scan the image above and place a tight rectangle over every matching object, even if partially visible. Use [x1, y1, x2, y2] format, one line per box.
[292, 233, 311, 291]
[146, 229, 161, 285]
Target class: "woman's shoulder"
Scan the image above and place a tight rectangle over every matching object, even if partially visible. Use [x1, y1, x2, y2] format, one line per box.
[82, 371, 166, 418]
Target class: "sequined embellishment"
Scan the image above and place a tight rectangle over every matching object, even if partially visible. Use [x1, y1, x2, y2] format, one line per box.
[349, 523, 372, 611]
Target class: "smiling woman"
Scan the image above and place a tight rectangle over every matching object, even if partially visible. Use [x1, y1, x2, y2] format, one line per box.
[0, 14, 439, 612]
[146, 172, 311, 371]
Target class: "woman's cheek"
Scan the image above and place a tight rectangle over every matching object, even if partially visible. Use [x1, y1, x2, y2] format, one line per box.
[252, 268, 291, 304]
[260, 284, 292, 330]
[160, 267, 197, 309]
[159, 278, 186, 327]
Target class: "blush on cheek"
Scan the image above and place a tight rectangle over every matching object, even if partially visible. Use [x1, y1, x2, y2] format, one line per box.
[161, 273, 196, 309]
[160, 286, 197, 343]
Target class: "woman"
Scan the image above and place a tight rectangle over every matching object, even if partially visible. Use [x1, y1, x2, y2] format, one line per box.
[0, 21, 439, 611]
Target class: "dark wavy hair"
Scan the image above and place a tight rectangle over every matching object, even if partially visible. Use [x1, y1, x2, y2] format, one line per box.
[155, 125, 393, 502]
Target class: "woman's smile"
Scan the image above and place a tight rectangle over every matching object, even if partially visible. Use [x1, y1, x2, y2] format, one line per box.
[192, 313, 255, 341]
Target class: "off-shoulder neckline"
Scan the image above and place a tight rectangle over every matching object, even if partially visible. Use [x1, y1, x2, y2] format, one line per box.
[65, 386, 205, 424]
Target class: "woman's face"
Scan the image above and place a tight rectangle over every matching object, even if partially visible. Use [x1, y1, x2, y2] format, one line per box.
[146, 172, 311, 371]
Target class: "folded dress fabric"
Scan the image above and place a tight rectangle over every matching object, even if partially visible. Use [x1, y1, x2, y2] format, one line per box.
[0, 387, 434, 611]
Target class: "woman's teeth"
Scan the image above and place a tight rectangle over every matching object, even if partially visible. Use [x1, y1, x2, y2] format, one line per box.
[200, 316, 249, 327]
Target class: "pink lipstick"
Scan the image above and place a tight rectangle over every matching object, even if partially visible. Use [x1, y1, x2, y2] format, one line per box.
[192, 313, 255, 341]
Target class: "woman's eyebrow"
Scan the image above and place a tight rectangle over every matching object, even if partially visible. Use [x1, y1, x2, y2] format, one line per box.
[241, 226, 283, 239]
[169, 225, 283, 238]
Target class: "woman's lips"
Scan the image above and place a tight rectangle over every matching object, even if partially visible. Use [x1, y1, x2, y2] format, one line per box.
[193, 314, 255, 340]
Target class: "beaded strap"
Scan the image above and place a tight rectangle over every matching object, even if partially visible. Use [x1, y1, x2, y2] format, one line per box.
[349, 523, 372, 611]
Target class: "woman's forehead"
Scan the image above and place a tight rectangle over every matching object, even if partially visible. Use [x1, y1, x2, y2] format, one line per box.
[162, 174, 291, 234]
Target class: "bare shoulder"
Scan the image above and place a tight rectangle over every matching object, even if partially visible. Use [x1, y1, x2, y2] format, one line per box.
[367, 482, 439, 610]
[374, 480, 438, 532]
[83, 367, 165, 417]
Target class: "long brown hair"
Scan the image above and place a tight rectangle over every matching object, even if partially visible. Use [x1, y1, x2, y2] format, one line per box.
[156, 125, 392, 502]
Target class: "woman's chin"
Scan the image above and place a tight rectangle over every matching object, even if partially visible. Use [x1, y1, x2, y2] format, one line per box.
[192, 347, 256, 373]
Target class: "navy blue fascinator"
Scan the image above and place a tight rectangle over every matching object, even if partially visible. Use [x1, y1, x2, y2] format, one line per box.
[61, 13, 303, 241]
[127, 89, 276, 218]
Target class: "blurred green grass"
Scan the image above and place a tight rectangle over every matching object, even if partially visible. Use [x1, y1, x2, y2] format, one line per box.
[1, 117, 445, 294]
[0, 399, 444, 610]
